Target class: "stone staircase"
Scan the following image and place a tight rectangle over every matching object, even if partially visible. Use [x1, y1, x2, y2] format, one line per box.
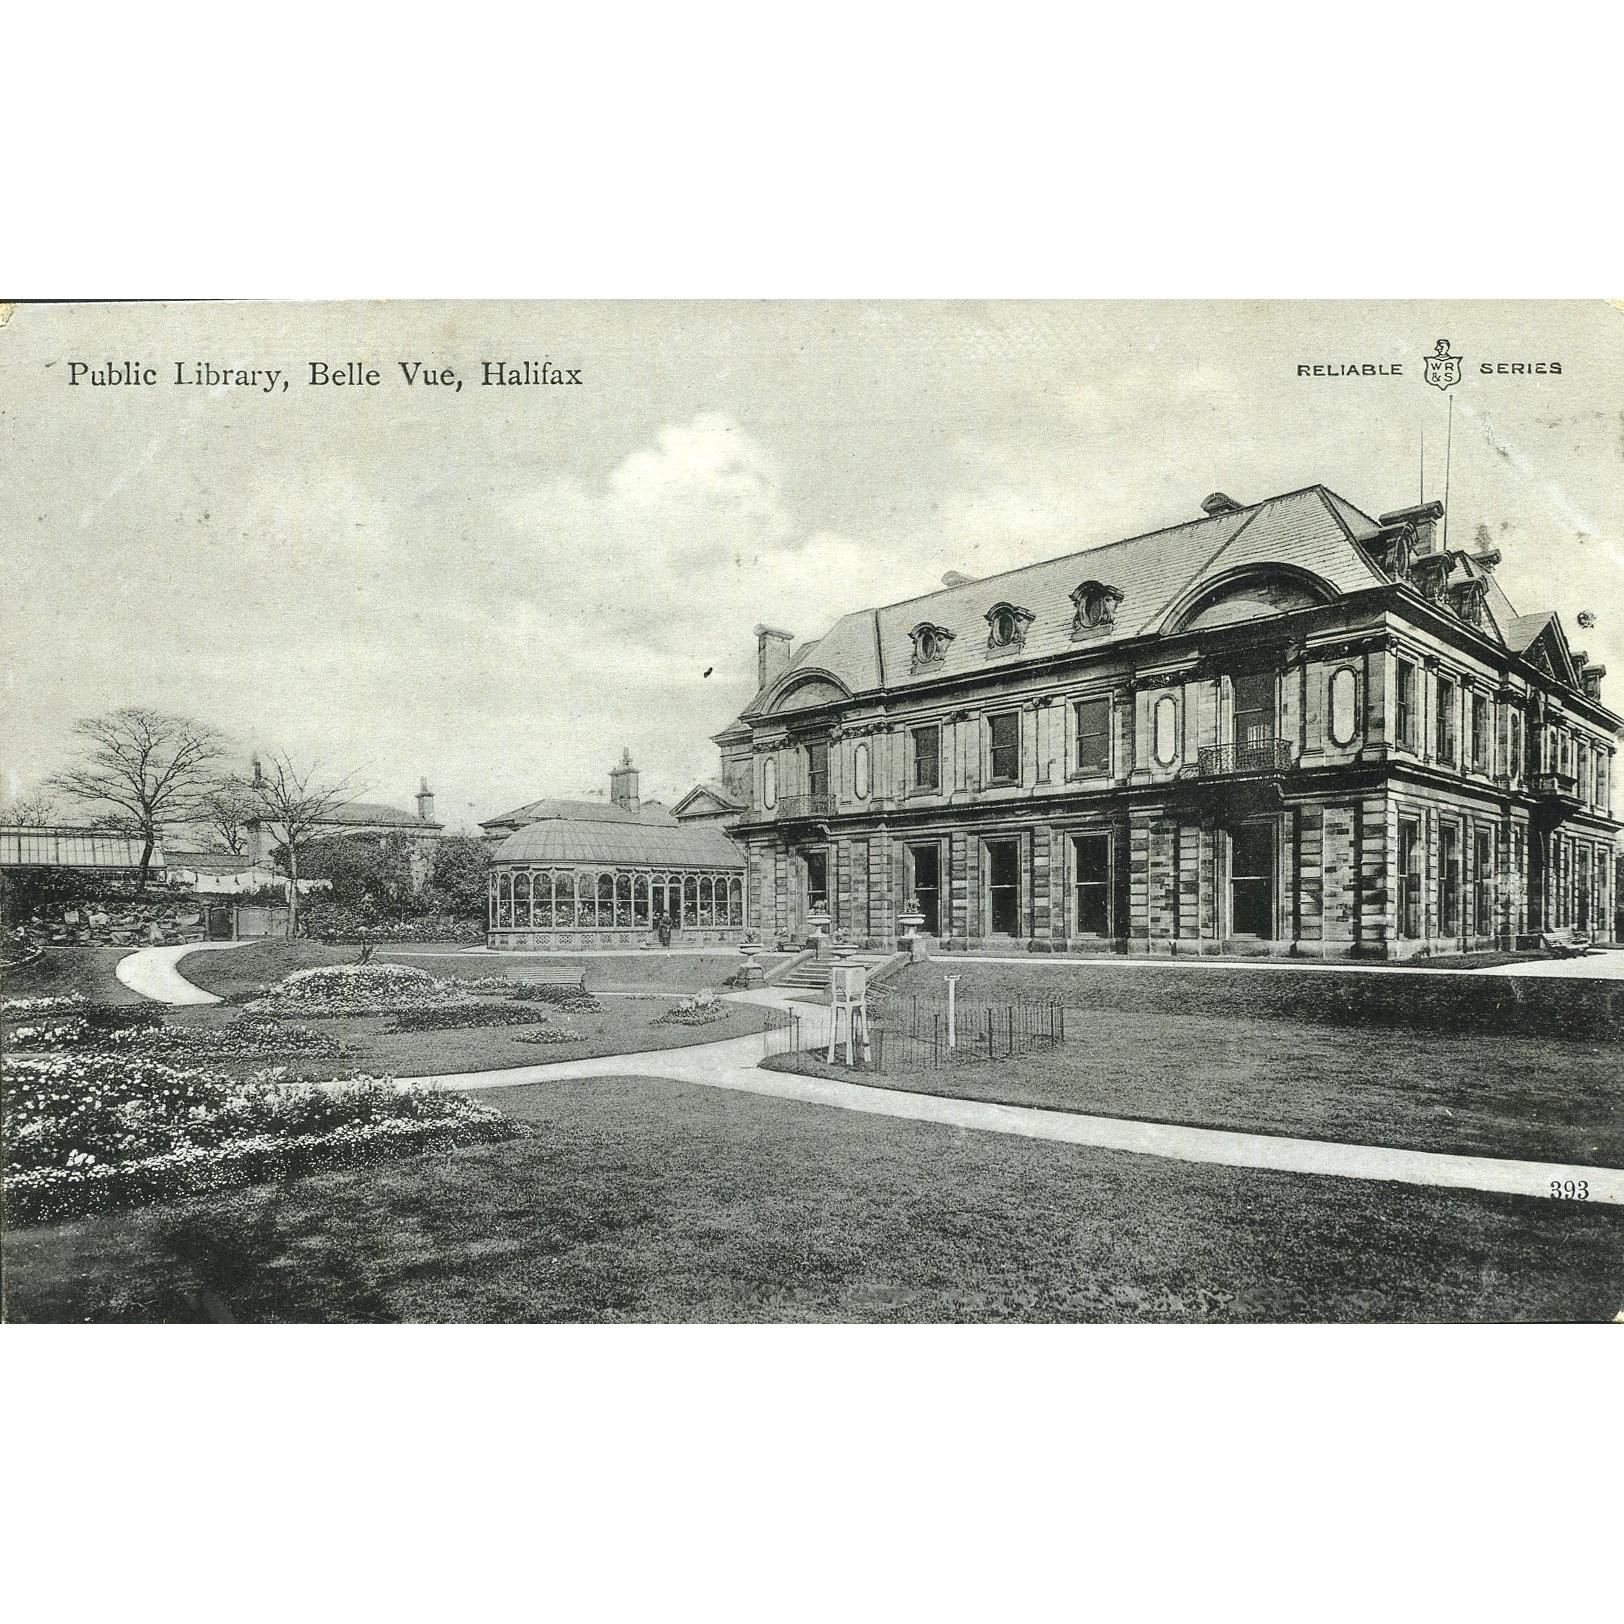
[775, 952, 894, 993]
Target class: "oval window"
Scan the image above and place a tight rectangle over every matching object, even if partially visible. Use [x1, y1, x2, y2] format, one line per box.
[762, 757, 776, 808]
[1329, 667, 1359, 747]
[853, 741, 871, 799]
[1154, 695, 1179, 766]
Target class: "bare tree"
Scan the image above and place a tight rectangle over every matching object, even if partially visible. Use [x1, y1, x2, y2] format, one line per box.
[0, 791, 61, 825]
[48, 707, 225, 889]
[197, 782, 259, 857]
[233, 751, 364, 935]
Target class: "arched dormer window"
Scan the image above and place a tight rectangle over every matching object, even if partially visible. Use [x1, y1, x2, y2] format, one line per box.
[984, 601, 1035, 652]
[909, 622, 955, 671]
[1070, 580, 1124, 636]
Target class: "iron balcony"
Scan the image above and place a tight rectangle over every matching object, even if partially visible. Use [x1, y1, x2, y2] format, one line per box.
[1197, 739, 1294, 777]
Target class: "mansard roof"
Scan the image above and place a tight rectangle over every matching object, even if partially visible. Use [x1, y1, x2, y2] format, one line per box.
[742, 486, 1387, 711]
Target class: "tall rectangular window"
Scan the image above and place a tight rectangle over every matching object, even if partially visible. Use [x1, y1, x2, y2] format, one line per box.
[1398, 819, 1422, 939]
[1475, 828, 1493, 936]
[911, 724, 940, 792]
[1577, 742, 1589, 802]
[806, 740, 829, 802]
[1074, 697, 1110, 777]
[1395, 660, 1417, 749]
[1440, 823, 1460, 935]
[988, 712, 1020, 784]
[1229, 823, 1275, 939]
[1073, 833, 1111, 936]
[1509, 710, 1523, 780]
[1436, 676, 1457, 764]
[1471, 693, 1489, 770]
[987, 840, 1020, 936]
[1233, 671, 1275, 748]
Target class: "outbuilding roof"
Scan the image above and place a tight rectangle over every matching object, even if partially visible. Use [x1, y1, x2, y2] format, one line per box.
[481, 797, 679, 834]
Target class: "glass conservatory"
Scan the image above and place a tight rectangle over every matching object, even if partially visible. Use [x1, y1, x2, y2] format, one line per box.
[486, 816, 747, 950]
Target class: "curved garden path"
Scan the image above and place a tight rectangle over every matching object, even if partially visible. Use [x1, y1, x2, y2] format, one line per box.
[114, 940, 254, 1005]
[129, 946, 1624, 1207]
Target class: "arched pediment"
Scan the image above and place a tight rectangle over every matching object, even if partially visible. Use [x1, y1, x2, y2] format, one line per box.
[762, 667, 853, 715]
[1162, 565, 1337, 634]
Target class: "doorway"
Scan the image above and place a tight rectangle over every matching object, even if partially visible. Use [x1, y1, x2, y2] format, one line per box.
[907, 843, 941, 936]
[1229, 823, 1275, 939]
[985, 839, 1020, 937]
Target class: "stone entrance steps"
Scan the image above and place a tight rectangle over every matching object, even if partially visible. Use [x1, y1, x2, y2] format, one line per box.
[775, 954, 892, 990]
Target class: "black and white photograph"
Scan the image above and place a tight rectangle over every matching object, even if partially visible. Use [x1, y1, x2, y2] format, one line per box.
[3, 298, 1619, 1326]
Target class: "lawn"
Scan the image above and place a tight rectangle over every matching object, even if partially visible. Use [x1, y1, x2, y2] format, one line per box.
[3, 946, 146, 1005]
[914, 956, 1624, 1040]
[177, 941, 759, 1001]
[759, 961, 1624, 1168]
[5, 1074, 1620, 1323]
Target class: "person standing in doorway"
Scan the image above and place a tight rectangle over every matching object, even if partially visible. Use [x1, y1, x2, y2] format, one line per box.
[656, 909, 672, 949]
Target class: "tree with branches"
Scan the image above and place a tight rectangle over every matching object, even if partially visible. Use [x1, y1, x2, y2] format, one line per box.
[232, 751, 364, 936]
[47, 707, 226, 889]
[0, 791, 62, 826]
[197, 782, 260, 857]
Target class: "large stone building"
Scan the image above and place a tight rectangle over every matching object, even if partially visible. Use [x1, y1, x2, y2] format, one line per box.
[720, 485, 1620, 957]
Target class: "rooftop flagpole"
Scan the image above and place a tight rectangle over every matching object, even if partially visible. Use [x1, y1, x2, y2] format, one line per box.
[1442, 395, 1454, 549]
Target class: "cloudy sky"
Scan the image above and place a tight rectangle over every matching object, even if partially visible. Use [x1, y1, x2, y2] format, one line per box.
[4, 300, 1620, 830]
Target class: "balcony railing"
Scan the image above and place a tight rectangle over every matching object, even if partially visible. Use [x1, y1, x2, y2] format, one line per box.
[1197, 739, 1293, 777]
[769, 792, 834, 822]
[1530, 771, 1580, 802]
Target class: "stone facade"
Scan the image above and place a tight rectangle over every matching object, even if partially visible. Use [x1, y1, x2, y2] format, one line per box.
[719, 487, 1621, 958]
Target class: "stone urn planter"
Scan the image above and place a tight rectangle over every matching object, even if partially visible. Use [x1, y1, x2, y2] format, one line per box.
[831, 939, 860, 961]
[737, 938, 766, 987]
[896, 902, 928, 959]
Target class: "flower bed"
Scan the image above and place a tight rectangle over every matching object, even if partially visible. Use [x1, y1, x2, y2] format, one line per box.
[655, 990, 730, 1027]
[3, 991, 91, 1017]
[107, 1018, 345, 1060]
[5, 1001, 163, 1048]
[510, 1023, 583, 1047]
[4, 1052, 515, 1225]
[247, 962, 474, 1019]
[387, 1003, 545, 1035]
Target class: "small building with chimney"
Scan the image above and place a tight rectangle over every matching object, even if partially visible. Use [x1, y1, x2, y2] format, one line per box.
[481, 751, 746, 949]
[244, 770, 446, 892]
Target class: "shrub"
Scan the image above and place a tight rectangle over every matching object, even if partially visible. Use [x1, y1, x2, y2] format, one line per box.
[387, 1003, 545, 1034]
[503, 982, 601, 1013]
[3, 1052, 516, 1226]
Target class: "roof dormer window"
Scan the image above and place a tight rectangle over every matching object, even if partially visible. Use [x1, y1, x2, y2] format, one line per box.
[984, 601, 1034, 652]
[1070, 579, 1124, 636]
[910, 621, 954, 671]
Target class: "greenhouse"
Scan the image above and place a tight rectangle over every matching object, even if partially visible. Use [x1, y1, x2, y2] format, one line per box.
[486, 811, 746, 950]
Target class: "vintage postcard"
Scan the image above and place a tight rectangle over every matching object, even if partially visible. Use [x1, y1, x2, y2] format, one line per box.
[2, 298, 1620, 1323]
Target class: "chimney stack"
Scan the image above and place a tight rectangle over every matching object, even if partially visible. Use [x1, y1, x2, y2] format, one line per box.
[416, 777, 435, 823]
[1379, 500, 1445, 557]
[754, 624, 794, 692]
[609, 749, 640, 815]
